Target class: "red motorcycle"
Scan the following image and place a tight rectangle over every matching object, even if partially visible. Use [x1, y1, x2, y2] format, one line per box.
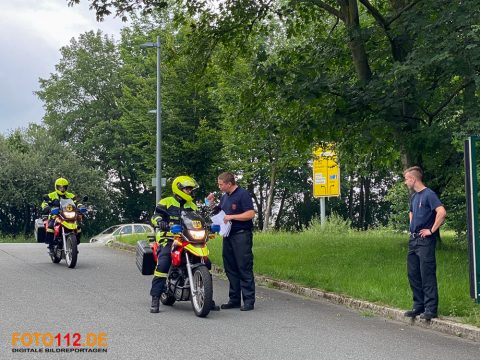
[36, 197, 88, 268]
[136, 210, 220, 317]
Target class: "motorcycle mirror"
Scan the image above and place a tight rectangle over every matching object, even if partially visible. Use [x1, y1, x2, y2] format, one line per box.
[43, 194, 50, 202]
[210, 224, 221, 233]
[210, 205, 222, 216]
[82, 195, 88, 202]
[170, 224, 182, 234]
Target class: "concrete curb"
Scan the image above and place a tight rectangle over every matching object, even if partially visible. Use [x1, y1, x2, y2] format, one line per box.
[111, 241, 480, 342]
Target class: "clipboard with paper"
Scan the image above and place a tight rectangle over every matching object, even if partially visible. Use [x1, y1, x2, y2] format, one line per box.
[210, 210, 231, 237]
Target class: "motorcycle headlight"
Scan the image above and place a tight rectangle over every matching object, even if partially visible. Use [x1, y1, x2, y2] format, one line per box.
[188, 230, 206, 240]
[63, 211, 76, 220]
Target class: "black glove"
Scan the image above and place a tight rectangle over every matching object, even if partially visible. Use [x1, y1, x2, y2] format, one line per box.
[158, 221, 169, 231]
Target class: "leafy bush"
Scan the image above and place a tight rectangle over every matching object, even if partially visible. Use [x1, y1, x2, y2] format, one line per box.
[441, 170, 467, 242]
[384, 181, 409, 232]
[306, 213, 352, 234]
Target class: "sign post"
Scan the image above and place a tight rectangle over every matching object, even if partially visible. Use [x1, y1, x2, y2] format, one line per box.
[313, 146, 340, 225]
[465, 136, 480, 303]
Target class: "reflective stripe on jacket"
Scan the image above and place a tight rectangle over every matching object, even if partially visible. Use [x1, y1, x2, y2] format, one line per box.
[41, 191, 77, 210]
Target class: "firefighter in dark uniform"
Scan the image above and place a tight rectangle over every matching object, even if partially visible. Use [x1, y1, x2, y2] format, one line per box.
[207, 172, 256, 311]
[403, 166, 446, 320]
[41, 177, 78, 254]
[149, 175, 220, 313]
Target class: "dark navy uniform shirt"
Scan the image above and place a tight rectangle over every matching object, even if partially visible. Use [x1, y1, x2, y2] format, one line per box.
[409, 188, 442, 233]
[220, 186, 254, 234]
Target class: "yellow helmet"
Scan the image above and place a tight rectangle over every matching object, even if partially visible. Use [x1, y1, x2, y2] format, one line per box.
[172, 176, 198, 202]
[55, 177, 69, 196]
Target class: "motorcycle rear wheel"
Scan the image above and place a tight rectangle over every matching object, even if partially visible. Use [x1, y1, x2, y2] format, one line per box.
[191, 265, 213, 318]
[65, 234, 78, 268]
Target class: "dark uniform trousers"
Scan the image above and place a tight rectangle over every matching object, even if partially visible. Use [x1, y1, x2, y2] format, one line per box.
[407, 235, 438, 314]
[150, 240, 173, 297]
[223, 230, 255, 306]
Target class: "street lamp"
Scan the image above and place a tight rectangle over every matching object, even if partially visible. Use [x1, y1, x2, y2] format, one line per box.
[140, 36, 162, 202]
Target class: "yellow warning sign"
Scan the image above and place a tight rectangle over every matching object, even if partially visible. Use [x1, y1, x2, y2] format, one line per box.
[313, 146, 340, 197]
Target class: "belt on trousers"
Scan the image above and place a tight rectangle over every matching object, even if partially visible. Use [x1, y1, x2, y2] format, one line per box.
[410, 232, 433, 239]
[230, 229, 250, 235]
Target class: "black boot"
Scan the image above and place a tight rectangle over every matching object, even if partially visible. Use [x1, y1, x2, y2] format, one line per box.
[150, 296, 160, 313]
[45, 232, 54, 255]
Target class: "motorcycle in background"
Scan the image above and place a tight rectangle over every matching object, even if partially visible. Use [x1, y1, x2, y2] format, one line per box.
[36, 196, 88, 268]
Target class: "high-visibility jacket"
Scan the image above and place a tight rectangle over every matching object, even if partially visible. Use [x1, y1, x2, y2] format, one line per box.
[41, 191, 77, 211]
[151, 196, 197, 242]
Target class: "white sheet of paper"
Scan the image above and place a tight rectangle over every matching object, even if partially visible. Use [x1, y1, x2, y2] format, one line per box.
[210, 210, 232, 237]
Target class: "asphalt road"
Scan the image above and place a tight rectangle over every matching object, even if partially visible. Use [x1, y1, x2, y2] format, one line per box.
[1, 243, 479, 360]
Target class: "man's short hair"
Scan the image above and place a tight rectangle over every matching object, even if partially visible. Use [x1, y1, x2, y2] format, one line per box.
[218, 172, 236, 185]
[403, 166, 423, 181]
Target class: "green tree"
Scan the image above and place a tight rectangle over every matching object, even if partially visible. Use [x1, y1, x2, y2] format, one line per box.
[67, 1, 480, 233]
[0, 126, 111, 236]
[117, 15, 225, 202]
[34, 30, 140, 219]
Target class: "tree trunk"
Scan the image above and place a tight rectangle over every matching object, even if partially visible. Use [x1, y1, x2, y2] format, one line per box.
[338, 0, 373, 84]
[259, 178, 265, 229]
[274, 188, 288, 229]
[23, 204, 30, 235]
[348, 175, 354, 221]
[263, 165, 277, 231]
[249, 182, 263, 230]
[363, 176, 371, 230]
[389, 0, 420, 169]
[359, 176, 365, 229]
[462, 71, 478, 126]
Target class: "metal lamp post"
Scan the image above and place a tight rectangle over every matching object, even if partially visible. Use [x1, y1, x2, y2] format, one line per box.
[140, 36, 162, 202]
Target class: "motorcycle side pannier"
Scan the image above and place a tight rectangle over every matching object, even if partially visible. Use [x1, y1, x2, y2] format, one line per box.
[34, 218, 46, 243]
[136, 240, 155, 275]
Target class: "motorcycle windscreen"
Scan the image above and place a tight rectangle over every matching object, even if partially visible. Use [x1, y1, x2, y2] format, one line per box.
[180, 211, 207, 242]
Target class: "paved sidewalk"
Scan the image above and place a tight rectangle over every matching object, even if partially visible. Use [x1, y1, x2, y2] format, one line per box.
[113, 240, 480, 342]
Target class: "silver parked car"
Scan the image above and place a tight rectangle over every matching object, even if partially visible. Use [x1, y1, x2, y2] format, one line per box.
[89, 223, 154, 244]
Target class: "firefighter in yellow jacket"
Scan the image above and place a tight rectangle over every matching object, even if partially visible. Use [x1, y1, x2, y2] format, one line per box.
[149, 175, 219, 313]
[41, 178, 78, 254]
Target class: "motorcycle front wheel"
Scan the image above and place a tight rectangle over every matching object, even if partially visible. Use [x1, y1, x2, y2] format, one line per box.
[191, 265, 213, 318]
[50, 245, 61, 263]
[65, 234, 78, 268]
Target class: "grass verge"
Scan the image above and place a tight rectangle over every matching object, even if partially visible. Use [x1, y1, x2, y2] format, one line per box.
[115, 233, 154, 246]
[76, 224, 480, 327]
[0, 235, 33, 243]
[205, 228, 480, 327]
